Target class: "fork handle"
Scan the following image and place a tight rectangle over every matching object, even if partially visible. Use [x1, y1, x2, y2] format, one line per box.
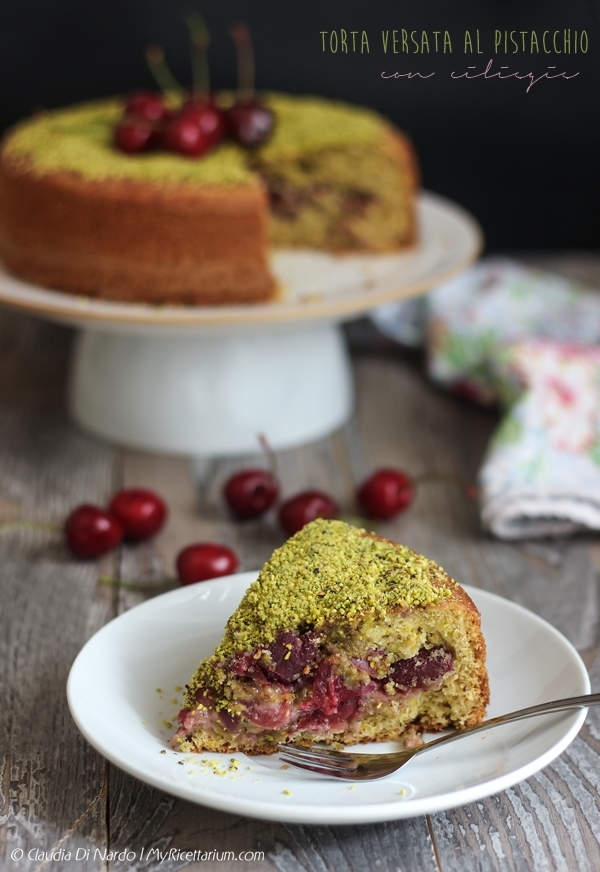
[420, 691, 600, 754]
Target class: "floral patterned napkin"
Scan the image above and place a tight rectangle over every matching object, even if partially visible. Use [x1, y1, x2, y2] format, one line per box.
[427, 258, 600, 538]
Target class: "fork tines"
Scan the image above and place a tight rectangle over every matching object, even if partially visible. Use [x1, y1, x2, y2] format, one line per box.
[277, 743, 357, 772]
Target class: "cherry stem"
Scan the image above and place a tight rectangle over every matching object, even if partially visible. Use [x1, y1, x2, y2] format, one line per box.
[230, 23, 255, 103]
[258, 433, 279, 480]
[0, 521, 59, 534]
[184, 10, 210, 103]
[145, 45, 184, 106]
[99, 575, 178, 593]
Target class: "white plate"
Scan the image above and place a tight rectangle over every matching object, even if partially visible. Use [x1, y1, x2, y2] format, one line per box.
[67, 573, 590, 824]
[0, 193, 481, 334]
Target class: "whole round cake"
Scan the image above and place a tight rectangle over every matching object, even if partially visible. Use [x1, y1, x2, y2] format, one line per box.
[0, 94, 418, 305]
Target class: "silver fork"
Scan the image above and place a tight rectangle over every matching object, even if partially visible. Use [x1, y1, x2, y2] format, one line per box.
[277, 692, 600, 780]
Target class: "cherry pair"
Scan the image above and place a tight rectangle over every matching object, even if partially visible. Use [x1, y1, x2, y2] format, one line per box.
[280, 470, 415, 531]
[223, 469, 337, 535]
[65, 489, 167, 559]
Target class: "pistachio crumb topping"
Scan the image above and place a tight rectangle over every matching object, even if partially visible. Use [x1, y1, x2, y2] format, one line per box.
[3, 93, 385, 187]
[186, 519, 452, 703]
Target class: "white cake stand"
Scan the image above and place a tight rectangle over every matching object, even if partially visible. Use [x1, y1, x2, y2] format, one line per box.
[0, 192, 482, 455]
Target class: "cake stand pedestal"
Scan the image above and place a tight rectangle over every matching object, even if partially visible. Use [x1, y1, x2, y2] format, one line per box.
[0, 193, 482, 456]
[69, 322, 351, 455]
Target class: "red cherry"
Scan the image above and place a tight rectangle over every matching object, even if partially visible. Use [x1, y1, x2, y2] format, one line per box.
[108, 488, 167, 541]
[124, 91, 170, 123]
[114, 121, 157, 153]
[181, 100, 226, 147]
[226, 101, 274, 148]
[223, 469, 279, 519]
[176, 543, 239, 585]
[357, 469, 415, 520]
[162, 113, 211, 156]
[65, 504, 124, 559]
[278, 491, 339, 536]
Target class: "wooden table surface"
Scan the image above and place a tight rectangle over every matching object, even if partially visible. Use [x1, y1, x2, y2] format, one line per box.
[2, 254, 600, 872]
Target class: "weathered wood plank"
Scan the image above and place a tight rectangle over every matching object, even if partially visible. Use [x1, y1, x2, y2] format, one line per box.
[1, 559, 109, 872]
[0, 309, 73, 413]
[105, 769, 282, 872]
[0, 403, 117, 868]
[273, 820, 439, 872]
[429, 700, 600, 872]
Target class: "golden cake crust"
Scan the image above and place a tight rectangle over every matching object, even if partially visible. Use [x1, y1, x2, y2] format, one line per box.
[0, 155, 275, 305]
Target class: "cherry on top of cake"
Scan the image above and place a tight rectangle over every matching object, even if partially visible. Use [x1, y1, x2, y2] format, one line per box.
[1, 93, 392, 189]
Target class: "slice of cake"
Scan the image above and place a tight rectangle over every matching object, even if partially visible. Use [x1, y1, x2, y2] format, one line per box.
[171, 519, 489, 755]
[0, 94, 418, 306]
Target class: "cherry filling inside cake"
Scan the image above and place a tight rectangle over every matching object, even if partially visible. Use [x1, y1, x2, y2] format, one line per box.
[173, 629, 455, 750]
[171, 519, 489, 756]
